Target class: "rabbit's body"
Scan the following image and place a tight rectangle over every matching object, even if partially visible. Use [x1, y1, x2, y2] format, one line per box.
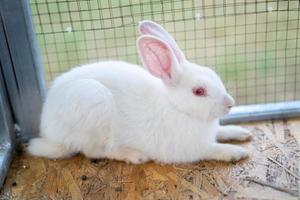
[29, 21, 251, 164]
[30, 61, 219, 163]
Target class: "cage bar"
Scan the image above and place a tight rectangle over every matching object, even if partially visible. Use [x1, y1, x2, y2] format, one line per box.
[222, 101, 300, 124]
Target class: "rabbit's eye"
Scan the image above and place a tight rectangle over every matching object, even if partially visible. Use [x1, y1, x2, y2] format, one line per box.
[193, 87, 206, 96]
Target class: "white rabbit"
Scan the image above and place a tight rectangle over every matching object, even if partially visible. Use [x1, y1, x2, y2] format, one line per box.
[28, 20, 251, 164]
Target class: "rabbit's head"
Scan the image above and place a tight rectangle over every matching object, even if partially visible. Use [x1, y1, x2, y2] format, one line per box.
[137, 20, 234, 121]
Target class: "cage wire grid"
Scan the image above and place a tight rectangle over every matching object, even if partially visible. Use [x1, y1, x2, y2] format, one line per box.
[29, 0, 300, 105]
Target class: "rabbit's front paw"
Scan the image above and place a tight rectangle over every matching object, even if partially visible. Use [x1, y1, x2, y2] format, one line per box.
[217, 125, 252, 142]
[206, 143, 249, 162]
[225, 147, 249, 162]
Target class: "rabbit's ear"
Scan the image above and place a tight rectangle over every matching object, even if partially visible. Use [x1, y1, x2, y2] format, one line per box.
[138, 20, 186, 63]
[137, 35, 181, 85]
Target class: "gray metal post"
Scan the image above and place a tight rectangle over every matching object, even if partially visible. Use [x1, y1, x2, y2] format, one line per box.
[221, 101, 300, 124]
[0, 0, 45, 140]
[0, 65, 14, 187]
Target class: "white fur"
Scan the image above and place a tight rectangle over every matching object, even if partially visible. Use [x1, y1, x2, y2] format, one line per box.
[28, 21, 251, 164]
[217, 125, 252, 142]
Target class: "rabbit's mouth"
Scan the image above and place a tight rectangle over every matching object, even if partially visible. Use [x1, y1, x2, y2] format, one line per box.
[220, 105, 233, 118]
[208, 100, 230, 119]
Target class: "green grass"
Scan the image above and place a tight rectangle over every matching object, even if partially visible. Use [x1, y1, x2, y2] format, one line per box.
[30, 0, 300, 105]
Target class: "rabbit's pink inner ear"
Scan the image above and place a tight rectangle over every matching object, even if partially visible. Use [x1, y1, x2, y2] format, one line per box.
[138, 37, 173, 80]
[139, 20, 186, 63]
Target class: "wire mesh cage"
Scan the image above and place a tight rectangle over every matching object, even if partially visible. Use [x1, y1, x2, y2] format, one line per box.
[29, 0, 300, 106]
[0, 0, 300, 193]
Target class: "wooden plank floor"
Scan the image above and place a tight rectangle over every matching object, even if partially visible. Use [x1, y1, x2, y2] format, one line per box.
[1, 118, 300, 200]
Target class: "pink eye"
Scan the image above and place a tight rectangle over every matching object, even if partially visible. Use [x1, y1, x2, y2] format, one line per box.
[193, 87, 206, 96]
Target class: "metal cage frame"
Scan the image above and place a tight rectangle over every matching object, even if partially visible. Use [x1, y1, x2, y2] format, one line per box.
[0, 0, 45, 186]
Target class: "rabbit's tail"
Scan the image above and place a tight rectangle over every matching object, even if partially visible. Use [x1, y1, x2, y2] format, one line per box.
[27, 138, 74, 159]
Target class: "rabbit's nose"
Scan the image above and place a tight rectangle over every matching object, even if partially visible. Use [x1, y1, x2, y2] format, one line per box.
[224, 94, 235, 109]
